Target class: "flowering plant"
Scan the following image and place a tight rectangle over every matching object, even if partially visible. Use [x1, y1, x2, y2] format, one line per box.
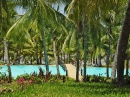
[17, 77, 33, 90]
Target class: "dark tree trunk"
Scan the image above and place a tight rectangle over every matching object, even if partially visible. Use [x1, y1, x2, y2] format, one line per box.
[114, 0, 130, 85]
[64, 52, 65, 63]
[61, 51, 62, 62]
[82, 15, 87, 82]
[97, 55, 102, 67]
[96, 58, 98, 66]
[76, 38, 80, 82]
[126, 58, 129, 77]
[106, 54, 109, 78]
[90, 53, 93, 65]
[58, 53, 60, 62]
[39, 51, 42, 64]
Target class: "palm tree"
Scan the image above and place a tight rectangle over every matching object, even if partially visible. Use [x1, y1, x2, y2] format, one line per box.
[3, 37, 12, 82]
[111, 0, 128, 80]
[113, 0, 130, 85]
[6, 0, 70, 75]
[0, 0, 14, 83]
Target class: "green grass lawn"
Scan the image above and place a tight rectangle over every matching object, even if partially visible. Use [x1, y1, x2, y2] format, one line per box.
[1, 81, 130, 97]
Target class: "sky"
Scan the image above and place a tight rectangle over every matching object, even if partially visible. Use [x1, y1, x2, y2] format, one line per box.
[15, 6, 26, 15]
[15, 3, 65, 15]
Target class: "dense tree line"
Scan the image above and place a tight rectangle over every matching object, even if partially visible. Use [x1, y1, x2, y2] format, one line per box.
[0, 0, 130, 85]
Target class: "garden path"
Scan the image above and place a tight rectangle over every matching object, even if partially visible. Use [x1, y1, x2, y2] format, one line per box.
[65, 64, 82, 81]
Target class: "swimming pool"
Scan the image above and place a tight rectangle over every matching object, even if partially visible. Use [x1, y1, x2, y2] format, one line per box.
[0, 65, 129, 78]
[82, 67, 129, 77]
[0, 65, 66, 78]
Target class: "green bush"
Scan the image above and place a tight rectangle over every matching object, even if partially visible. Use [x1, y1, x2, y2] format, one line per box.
[90, 74, 106, 82]
[0, 72, 8, 82]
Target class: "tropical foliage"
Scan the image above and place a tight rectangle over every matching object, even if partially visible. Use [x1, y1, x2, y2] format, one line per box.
[0, 0, 130, 85]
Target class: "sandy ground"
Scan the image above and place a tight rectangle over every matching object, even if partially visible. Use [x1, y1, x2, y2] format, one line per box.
[65, 64, 82, 81]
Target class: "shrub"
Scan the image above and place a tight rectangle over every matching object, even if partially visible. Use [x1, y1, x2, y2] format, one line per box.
[90, 74, 106, 83]
[82, 75, 91, 82]
[0, 72, 8, 82]
[38, 67, 45, 78]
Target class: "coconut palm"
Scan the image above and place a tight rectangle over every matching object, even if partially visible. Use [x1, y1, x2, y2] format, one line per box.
[0, 0, 14, 83]
[112, 0, 130, 85]
[110, 0, 128, 80]
[6, 0, 70, 75]
[65, 0, 128, 82]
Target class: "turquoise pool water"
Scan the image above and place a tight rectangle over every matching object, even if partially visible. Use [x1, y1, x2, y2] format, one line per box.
[0, 65, 129, 78]
[0, 65, 66, 79]
[82, 67, 112, 76]
[82, 67, 128, 77]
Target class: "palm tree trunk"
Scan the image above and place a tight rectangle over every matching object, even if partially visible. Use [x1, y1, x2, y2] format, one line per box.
[106, 33, 110, 78]
[30, 56, 32, 65]
[111, 51, 117, 80]
[90, 53, 92, 65]
[106, 54, 109, 78]
[0, 1, 4, 62]
[53, 37, 60, 76]
[82, 16, 87, 82]
[126, 57, 129, 77]
[4, 37, 12, 83]
[7, 40, 10, 63]
[39, 51, 42, 64]
[0, 0, 2, 32]
[63, 52, 65, 63]
[114, 0, 130, 85]
[96, 58, 98, 66]
[36, 42, 39, 64]
[41, 29, 49, 74]
[97, 55, 102, 67]
[76, 34, 80, 82]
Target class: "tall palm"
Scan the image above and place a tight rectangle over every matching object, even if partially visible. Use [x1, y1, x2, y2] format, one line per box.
[6, 0, 69, 75]
[0, 0, 13, 83]
[65, 0, 125, 81]
[112, 0, 130, 85]
[111, 0, 128, 80]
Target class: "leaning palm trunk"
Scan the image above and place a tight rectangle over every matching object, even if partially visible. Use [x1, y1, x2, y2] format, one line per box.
[4, 37, 12, 83]
[112, 0, 130, 85]
[41, 30, 49, 74]
[53, 37, 60, 76]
